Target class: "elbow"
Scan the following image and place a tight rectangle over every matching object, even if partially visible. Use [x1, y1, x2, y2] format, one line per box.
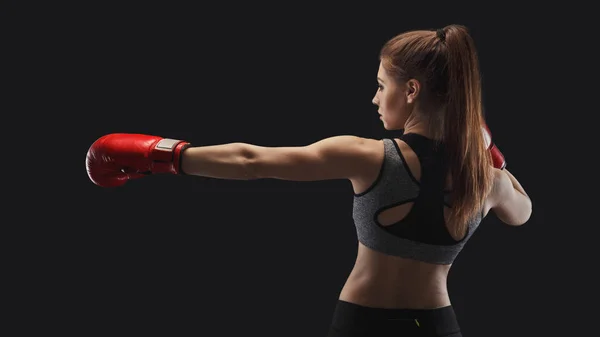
[512, 197, 533, 226]
[240, 144, 262, 180]
[515, 212, 532, 227]
[523, 197, 533, 225]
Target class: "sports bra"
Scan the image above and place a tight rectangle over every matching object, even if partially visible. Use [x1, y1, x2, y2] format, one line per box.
[352, 133, 483, 265]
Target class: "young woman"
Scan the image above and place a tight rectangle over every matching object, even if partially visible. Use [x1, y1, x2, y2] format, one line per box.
[86, 24, 532, 337]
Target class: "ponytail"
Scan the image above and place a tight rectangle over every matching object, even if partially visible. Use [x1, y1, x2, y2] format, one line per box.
[442, 25, 493, 237]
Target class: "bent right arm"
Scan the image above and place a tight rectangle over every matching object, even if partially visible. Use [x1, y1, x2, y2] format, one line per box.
[490, 168, 532, 226]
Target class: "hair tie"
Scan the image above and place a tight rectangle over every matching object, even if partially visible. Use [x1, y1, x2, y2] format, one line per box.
[436, 29, 446, 42]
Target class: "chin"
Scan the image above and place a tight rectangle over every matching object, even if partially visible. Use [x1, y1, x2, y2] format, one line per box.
[382, 121, 401, 130]
[380, 120, 388, 129]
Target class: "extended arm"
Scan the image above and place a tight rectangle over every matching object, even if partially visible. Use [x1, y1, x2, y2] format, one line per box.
[180, 136, 378, 181]
[85, 133, 380, 187]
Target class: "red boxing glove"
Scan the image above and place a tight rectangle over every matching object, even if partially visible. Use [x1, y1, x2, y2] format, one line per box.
[86, 133, 191, 187]
[481, 124, 506, 170]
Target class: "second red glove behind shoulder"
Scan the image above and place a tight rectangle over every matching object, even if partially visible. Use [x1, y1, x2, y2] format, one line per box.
[482, 124, 506, 170]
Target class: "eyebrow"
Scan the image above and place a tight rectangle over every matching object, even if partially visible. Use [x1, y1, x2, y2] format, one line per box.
[377, 77, 384, 83]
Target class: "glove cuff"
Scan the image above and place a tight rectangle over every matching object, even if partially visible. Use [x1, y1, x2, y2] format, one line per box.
[150, 138, 191, 174]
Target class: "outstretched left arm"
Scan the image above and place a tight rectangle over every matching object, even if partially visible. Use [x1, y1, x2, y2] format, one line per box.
[180, 135, 380, 182]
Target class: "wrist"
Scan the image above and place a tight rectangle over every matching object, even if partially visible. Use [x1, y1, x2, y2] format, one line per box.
[150, 138, 191, 174]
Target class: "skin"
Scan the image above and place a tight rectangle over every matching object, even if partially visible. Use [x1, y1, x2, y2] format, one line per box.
[180, 61, 532, 309]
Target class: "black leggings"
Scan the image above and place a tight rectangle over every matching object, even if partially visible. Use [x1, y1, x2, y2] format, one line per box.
[327, 300, 462, 337]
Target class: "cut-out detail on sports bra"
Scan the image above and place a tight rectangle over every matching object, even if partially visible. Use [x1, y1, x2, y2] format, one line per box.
[377, 134, 467, 245]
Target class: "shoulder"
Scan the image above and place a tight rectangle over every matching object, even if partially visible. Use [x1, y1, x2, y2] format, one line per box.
[303, 135, 383, 153]
[309, 135, 384, 165]
[250, 135, 385, 181]
[326, 135, 384, 158]
[306, 135, 385, 180]
[316, 135, 382, 147]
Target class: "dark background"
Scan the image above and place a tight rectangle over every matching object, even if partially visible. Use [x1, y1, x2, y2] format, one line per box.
[6, 1, 597, 336]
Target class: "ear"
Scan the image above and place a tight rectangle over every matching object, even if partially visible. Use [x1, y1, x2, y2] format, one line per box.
[406, 79, 420, 103]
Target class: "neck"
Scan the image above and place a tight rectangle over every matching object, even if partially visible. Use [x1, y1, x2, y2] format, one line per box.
[403, 121, 439, 140]
[403, 105, 444, 140]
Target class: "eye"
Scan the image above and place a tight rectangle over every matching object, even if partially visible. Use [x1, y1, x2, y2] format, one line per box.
[377, 84, 384, 91]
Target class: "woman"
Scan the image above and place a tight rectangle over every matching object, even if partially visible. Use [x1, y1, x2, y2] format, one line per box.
[86, 24, 532, 336]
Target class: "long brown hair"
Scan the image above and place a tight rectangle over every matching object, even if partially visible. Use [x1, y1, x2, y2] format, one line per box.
[379, 24, 493, 237]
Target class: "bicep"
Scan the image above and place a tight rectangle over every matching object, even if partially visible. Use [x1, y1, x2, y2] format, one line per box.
[249, 136, 379, 181]
[490, 169, 532, 226]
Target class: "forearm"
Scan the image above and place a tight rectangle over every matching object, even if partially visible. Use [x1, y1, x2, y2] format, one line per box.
[180, 143, 258, 180]
[503, 169, 529, 198]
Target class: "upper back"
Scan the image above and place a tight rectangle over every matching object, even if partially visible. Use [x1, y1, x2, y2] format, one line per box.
[351, 133, 485, 265]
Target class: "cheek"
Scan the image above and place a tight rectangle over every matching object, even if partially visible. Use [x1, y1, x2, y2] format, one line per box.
[381, 93, 392, 110]
[383, 93, 403, 114]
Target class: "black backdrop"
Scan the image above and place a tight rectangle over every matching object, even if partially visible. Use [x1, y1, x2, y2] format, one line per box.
[8, 1, 596, 336]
